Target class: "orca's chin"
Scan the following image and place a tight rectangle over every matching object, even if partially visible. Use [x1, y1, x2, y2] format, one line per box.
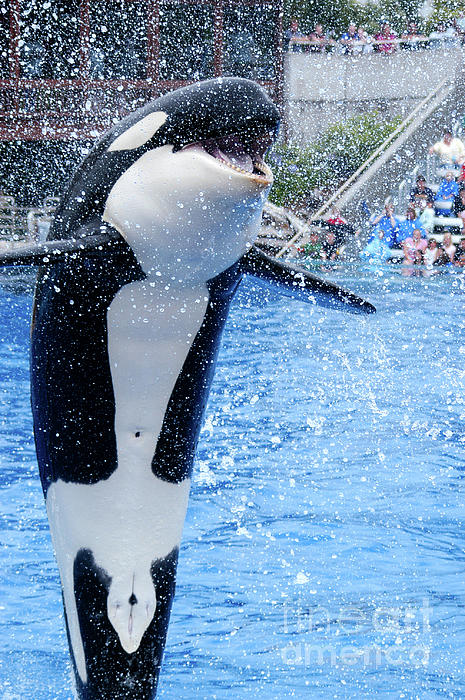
[181, 132, 273, 186]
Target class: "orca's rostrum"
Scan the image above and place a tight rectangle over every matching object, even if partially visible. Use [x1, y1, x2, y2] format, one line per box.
[1, 78, 375, 699]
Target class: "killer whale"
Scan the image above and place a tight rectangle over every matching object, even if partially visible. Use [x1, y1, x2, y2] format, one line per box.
[1, 78, 375, 698]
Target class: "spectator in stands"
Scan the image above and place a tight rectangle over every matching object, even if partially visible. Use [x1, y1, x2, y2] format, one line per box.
[368, 202, 399, 247]
[454, 237, 465, 266]
[440, 231, 457, 262]
[413, 249, 424, 265]
[354, 27, 374, 54]
[321, 230, 339, 260]
[401, 21, 426, 50]
[396, 205, 427, 244]
[311, 207, 357, 249]
[429, 130, 465, 169]
[434, 170, 459, 216]
[402, 227, 427, 264]
[327, 206, 346, 225]
[418, 200, 435, 234]
[375, 22, 397, 54]
[409, 174, 435, 208]
[424, 238, 440, 268]
[300, 230, 322, 258]
[308, 23, 331, 52]
[435, 248, 451, 265]
[340, 23, 359, 54]
[360, 228, 391, 262]
[284, 19, 306, 53]
[428, 22, 458, 49]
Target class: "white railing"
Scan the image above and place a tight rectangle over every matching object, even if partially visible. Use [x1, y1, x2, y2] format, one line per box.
[287, 35, 462, 54]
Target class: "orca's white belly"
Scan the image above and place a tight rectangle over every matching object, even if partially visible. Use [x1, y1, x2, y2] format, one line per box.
[46, 280, 208, 682]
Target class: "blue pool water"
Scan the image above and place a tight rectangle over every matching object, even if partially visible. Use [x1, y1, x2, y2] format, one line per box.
[0, 264, 465, 699]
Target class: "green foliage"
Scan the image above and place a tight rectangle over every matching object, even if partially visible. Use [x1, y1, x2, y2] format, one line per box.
[425, 0, 465, 30]
[376, 0, 423, 29]
[268, 111, 402, 207]
[267, 143, 320, 208]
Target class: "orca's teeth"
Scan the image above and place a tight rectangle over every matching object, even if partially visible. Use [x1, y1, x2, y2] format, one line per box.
[227, 152, 254, 173]
[213, 147, 254, 174]
[182, 134, 272, 181]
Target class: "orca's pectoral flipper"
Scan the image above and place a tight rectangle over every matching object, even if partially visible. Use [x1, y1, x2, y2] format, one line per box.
[0, 231, 122, 268]
[240, 246, 376, 315]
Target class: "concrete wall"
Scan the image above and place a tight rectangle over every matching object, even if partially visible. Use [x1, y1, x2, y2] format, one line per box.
[284, 47, 462, 143]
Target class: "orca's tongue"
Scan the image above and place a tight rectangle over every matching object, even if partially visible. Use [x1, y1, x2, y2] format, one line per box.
[212, 147, 254, 173]
[182, 132, 272, 180]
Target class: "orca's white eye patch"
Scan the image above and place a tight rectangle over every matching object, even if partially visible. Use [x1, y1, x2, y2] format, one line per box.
[108, 111, 167, 152]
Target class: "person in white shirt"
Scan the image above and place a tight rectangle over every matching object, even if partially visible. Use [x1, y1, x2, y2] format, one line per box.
[429, 130, 465, 166]
[423, 238, 440, 268]
[419, 200, 435, 234]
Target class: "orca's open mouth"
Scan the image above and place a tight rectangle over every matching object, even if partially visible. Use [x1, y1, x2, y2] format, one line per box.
[182, 133, 273, 184]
